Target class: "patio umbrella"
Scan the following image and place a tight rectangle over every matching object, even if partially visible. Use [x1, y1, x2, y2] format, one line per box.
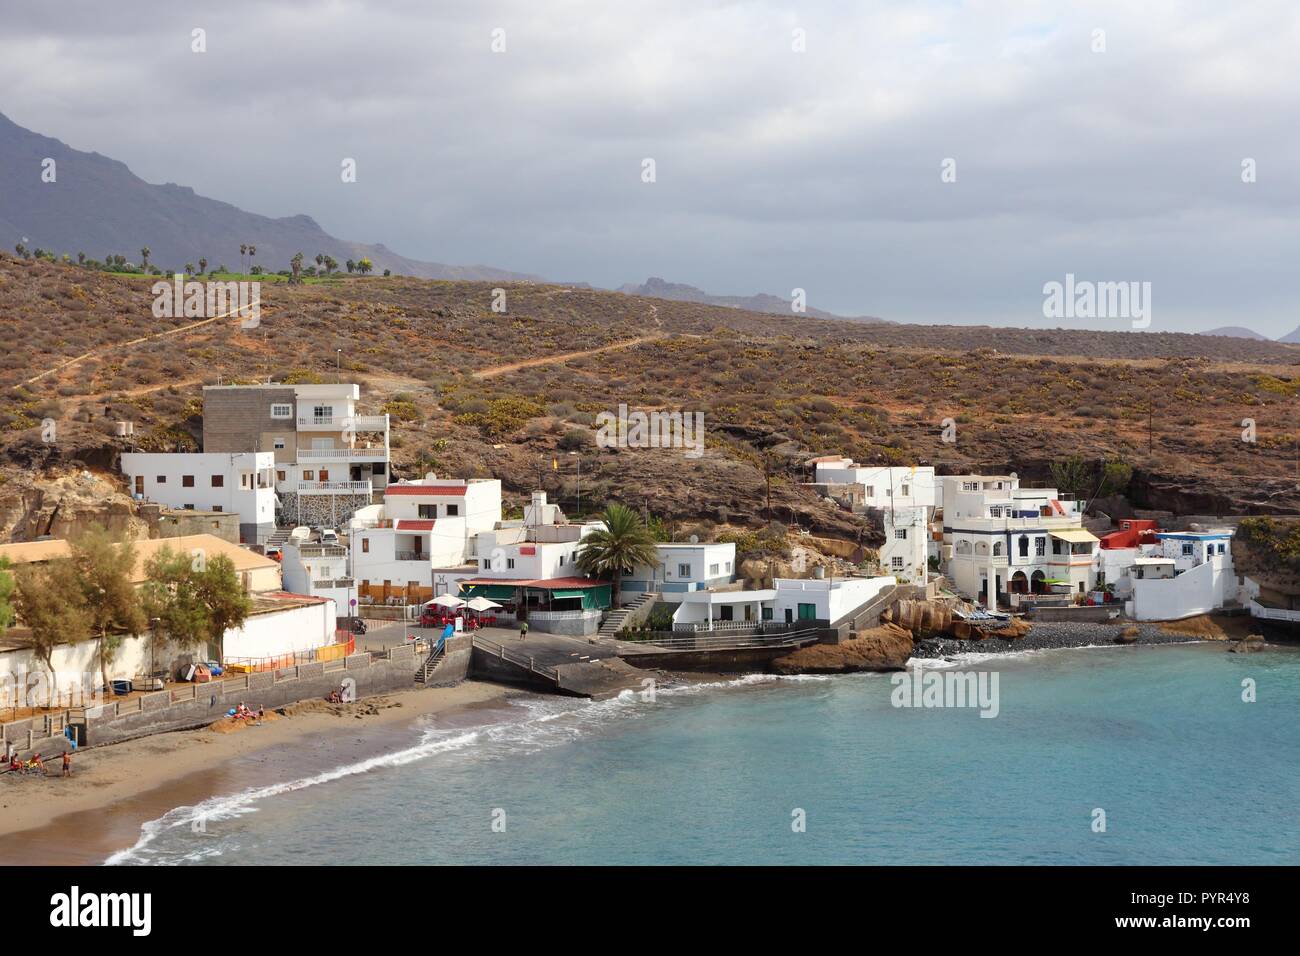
[429, 594, 466, 609]
[465, 596, 502, 612]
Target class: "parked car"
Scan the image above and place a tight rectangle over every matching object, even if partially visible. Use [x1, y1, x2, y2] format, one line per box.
[265, 545, 283, 562]
[320, 529, 340, 547]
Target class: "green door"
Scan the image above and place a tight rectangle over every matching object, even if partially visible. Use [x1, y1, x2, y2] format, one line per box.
[797, 603, 817, 621]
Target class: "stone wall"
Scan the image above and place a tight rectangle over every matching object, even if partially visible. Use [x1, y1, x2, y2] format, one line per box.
[279, 492, 372, 528]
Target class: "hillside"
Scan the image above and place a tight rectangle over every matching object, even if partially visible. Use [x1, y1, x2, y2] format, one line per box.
[2, 252, 1300, 545]
[0, 111, 537, 282]
[617, 276, 887, 323]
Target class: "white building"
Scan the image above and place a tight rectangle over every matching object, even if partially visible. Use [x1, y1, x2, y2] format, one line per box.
[669, 575, 896, 631]
[1125, 531, 1238, 621]
[621, 542, 737, 598]
[810, 459, 938, 510]
[121, 452, 277, 545]
[940, 474, 1098, 605]
[281, 541, 355, 617]
[351, 476, 502, 606]
[881, 507, 929, 583]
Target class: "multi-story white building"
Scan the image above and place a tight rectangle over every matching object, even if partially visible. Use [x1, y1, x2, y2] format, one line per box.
[940, 474, 1098, 605]
[121, 452, 277, 545]
[202, 382, 390, 529]
[881, 507, 930, 582]
[351, 476, 502, 606]
[1124, 530, 1238, 621]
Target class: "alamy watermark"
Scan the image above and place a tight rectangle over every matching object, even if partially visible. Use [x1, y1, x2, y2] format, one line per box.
[595, 403, 704, 459]
[152, 275, 260, 329]
[890, 667, 1000, 718]
[1042, 273, 1151, 329]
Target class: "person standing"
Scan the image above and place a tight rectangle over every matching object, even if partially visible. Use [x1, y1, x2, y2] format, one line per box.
[61, 750, 72, 778]
[519, 619, 529, 642]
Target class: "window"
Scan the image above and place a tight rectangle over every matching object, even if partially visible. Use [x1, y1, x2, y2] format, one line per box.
[761, 607, 773, 621]
[182, 475, 195, 487]
[1018, 535, 1029, 557]
[797, 603, 817, 621]
[277, 470, 286, 481]
[212, 506, 222, 512]
[134, 476, 143, 494]
[313, 405, 334, 423]
[482, 558, 492, 570]
[273, 437, 286, 450]
[725, 561, 732, 573]
[507, 558, 515, 570]
[895, 529, 907, 539]
[1182, 543, 1194, 556]
[419, 505, 436, 519]
[156, 475, 166, 484]
[709, 563, 720, 576]
[993, 541, 1003, 556]
[1035, 537, 1046, 557]
[900, 484, 910, 497]
[863, 486, 874, 498]
[271, 403, 292, 419]
[446, 504, 459, 516]
[678, 563, 691, 577]
[303, 470, 314, 481]
[891, 556, 905, 570]
[362, 539, 369, 553]
[1217, 543, 1226, 554]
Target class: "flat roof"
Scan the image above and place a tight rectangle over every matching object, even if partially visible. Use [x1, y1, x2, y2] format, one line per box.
[1049, 528, 1100, 544]
[0, 533, 278, 583]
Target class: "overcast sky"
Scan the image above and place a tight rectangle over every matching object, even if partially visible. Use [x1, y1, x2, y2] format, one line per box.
[3, 1, 1299, 334]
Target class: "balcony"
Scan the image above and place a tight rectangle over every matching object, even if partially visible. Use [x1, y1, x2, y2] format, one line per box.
[295, 480, 373, 494]
[297, 413, 388, 431]
[395, 550, 429, 562]
[297, 447, 388, 463]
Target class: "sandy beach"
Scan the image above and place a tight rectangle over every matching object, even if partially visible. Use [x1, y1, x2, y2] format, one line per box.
[0, 681, 515, 863]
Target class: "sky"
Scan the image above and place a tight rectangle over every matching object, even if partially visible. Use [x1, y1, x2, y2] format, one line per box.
[2, 0, 1299, 335]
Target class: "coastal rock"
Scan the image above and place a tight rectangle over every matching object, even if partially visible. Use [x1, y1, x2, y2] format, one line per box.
[1114, 625, 1140, 644]
[1229, 635, 1266, 653]
[770, 624, 913, 674]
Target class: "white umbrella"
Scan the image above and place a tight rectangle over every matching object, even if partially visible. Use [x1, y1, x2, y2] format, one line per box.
[429, 594, 466, 609]
[465, 596, 502, 612]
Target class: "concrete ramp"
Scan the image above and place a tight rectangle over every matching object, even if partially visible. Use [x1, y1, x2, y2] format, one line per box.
[554, 657, 657, 698]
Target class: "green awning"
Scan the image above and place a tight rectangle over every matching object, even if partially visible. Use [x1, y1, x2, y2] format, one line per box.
[463, 584, 518, 600]
[550, 589, 585, 599]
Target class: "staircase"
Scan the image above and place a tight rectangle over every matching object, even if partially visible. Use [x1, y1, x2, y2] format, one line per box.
[414, 642, 447, 684]
[266, 527, 292, 549]
[598, 591, 659, 638]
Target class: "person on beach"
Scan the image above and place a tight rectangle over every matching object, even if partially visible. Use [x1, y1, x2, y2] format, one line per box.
[61, 751, 71, 777]
[519, 619, 529, 641]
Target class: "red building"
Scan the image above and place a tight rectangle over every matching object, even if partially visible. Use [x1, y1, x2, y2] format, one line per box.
[1099, 519, 1161, 550]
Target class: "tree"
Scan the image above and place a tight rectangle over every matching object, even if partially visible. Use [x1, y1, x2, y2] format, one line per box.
[140, 546, 209, 658]
[77, 251, 85, 264]
[193, 554, 251, 663]
[323, 255, 338, 275]
[575, 503, 660, 608]
[1049, 455, 1091, 499]
[198, 257, 208, 275]
[290, 252, 304, 284]
[1097, 459, 1133, 499]
[247, 244, 256, 268]
[356, 257, 373, 275]
[70, 527, 147, 688]
[184, 262, 194, 276]
[0, 556, 14, 638]
[315, 253, 324, 272]
[14, 243, 26, 257]
[346, 259, 355, 274]
[13, 560, 91, 703]
[240, 243, 248, 273]
[140, 246, 151, 272]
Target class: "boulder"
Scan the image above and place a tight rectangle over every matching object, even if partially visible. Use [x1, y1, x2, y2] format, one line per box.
[1229, 635, 1266, 653]
[1114, 625, 1140, 644]
[771, 623, 913, 674]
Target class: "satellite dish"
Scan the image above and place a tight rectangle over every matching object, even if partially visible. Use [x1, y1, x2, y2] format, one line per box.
[1009, 472, 1018, 480]
[688, 534, 699, 544]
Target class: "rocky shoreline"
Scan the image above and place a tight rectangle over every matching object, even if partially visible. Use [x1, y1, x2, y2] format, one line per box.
[910, 620, 1204, 660]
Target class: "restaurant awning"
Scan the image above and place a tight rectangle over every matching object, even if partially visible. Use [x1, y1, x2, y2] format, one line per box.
[550, 589, 586, 599]
[1049, 528, 1100, 544]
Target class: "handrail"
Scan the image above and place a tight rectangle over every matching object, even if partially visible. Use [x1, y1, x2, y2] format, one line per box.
[471, 635, 559, 680]
[621, 628, 821, 651]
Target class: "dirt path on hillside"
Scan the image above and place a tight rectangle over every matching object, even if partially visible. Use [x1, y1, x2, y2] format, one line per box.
[472, 333, 664, 379]
[13, 299, 261, 390]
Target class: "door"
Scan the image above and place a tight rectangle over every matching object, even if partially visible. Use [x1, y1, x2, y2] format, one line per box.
[784, 608, 793, 624]
[798, 603, 817, 621]
[134, 476, 144, 495]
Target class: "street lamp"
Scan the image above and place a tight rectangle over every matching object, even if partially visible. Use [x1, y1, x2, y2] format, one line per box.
[336, 348, 342, 383]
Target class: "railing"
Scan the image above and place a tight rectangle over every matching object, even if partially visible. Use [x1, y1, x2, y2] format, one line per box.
[671, 620, 766, 633]
[622, 628, 821, 651]
[295, 480, 372, 493]
[1248, 599, 1300, 622]
[395, 550, 427, 562]
[297, 545, 348, 557]
[223, 636, 356, 673]
[471, 635, 559, 681]
[297, 447, 388, 461]
[312, 577, 355, 588]
[528, 609, 599, 622]
[297, 414, 388, 430]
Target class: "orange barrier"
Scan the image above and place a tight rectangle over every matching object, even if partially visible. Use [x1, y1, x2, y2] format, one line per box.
[223, 636, 356, 673]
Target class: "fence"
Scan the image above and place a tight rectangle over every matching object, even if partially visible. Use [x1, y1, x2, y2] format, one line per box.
[220, 636, 356, 674]
[620, 628, 821, 651]
[470, 635, 559, 681]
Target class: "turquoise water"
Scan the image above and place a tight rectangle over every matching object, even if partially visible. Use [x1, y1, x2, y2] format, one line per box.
[110, 643, 1300, 865]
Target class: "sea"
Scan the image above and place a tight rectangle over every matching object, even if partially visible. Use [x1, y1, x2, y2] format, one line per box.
[107, 642, 1300, 865]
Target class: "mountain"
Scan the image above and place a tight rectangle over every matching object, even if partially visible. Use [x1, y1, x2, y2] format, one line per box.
[1199, 326, 1269, 340]
[618, 276, 887, 323]
[1277, 326, 1300, 344]
[0, 111, 539, 281]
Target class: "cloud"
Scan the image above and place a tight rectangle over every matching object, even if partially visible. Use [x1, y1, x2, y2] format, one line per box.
[2, 0, 1299, 333]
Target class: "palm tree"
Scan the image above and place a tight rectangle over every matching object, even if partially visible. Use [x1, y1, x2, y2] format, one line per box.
[574, 503, 659, 608]
[140, 247, 151, 272]
[357, 257, 373, 275]
[239, 243, 247, 273]
[290, 252, 303, 284]
[198, 257, 208, 276]
[315, 253, 324, 272]
[248, 244, 257, 273]
[346, 259, 355, 274]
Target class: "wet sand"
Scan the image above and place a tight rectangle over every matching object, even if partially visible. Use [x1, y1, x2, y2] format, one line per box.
[0, 681, 516, 864]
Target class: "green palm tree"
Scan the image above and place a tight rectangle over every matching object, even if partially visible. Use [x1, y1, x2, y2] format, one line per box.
[574, 504, 659, 608]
